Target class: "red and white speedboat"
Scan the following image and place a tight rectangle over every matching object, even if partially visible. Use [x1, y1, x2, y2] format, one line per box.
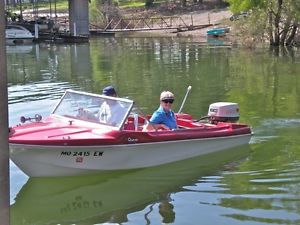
[9, 90, 252, 177]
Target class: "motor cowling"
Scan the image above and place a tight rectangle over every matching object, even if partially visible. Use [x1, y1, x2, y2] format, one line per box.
[208, 102, 239, 123]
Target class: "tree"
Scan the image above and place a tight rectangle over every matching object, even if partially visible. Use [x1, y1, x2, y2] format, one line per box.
[90, 0, 122, 29]
[227, 0, 300, 46]
[145, 0, 154, 7]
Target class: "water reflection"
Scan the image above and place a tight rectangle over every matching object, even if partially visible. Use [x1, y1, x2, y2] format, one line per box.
[11, 146, 249, 225]
[6, 43, 93, 88]
[7, 39, 299, 121]
[6, 38, 300, 225]
[6, 45, 33, 54]
[204, 126, 300, 224]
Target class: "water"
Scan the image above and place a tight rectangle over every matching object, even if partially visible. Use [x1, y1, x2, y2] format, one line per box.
[7, 38, 300, 225]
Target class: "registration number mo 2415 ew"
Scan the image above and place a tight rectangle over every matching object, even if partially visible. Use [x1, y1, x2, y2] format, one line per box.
[60, 151, 104, 157]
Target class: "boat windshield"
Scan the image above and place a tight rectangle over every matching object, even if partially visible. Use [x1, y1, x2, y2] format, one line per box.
[52, 90, 134, 129]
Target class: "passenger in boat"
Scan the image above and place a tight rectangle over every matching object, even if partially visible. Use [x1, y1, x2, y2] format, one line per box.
[77, 86, 122, 123]
[102, 85, 118, 97]
[147, 91, 177, 130]
[98, 86, 125, 126]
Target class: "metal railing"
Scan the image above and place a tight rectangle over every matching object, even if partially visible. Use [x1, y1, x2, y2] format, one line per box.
[92, 16, 194, 32]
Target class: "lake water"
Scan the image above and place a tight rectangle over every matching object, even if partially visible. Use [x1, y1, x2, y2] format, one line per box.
[7, 38, 300, 225]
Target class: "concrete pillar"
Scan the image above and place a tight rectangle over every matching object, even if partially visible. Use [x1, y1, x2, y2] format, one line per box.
[0, 0, 10, 224]
[69, 0, 89, 36]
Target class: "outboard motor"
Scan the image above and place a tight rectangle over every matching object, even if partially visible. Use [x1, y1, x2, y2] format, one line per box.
[208, 102, 240, 124]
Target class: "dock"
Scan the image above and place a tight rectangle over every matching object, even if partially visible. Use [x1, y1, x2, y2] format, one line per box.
[90, 16, 213, 35]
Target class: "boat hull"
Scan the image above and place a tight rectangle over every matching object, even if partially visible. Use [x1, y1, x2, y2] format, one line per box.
[6, 25, 34, 44]
[6, 38, 33, 45]
[10, 133, 251, 177]
[11, 146, 250, 225]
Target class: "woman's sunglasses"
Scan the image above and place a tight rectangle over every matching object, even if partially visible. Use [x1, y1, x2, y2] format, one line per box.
[162, 99, 174, 104]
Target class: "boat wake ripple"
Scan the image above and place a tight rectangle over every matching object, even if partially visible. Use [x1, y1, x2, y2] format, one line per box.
[251, 118, 300, 144]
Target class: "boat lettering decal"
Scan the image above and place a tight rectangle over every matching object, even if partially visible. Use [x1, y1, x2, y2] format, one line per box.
[93, 151, 103, 156]
[60, 151, 104, 157]
[76, 157, 83, 163]
[128, 137, 138, 143]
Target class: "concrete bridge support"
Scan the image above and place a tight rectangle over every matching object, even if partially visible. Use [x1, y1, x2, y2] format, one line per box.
[68, 0, 89, 36]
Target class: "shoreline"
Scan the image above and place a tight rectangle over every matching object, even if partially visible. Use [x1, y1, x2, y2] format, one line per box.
[21, 5, 234, 43]
[112, 8, 233, 45]
[114, 6, 232, 41]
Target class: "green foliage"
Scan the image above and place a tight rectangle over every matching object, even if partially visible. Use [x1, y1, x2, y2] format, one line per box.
[145, 0, 154, 7]
[227, 0, 264, 13]
[8, 0, 68, 12]
[90, 0, 105, 25]
[119, 0, 145, 8]
[228, 0, 300, 46]
[231, 9, 267, 48]
[286, 0, 300, 20]
[89, 0, 122, 27]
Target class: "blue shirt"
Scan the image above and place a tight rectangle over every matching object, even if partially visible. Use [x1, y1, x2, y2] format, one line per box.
[149, 106, 177, 129]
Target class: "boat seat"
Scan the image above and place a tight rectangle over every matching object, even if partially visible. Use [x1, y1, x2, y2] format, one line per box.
[123, 121, 145, 131]
[123, 122, 135, 130]
[177, 118, 203, 128]
[142, 123, 171, 132]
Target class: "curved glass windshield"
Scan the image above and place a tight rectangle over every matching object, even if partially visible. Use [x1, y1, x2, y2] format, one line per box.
[52, 90, 134, 129]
